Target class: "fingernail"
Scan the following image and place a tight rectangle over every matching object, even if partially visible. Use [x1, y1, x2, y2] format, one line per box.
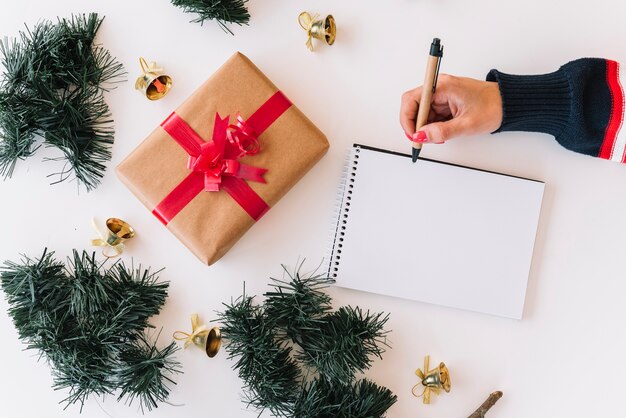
[412, 131, 428, 143]
[405, 132, 414, 141]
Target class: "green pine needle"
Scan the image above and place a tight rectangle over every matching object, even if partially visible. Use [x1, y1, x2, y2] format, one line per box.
[170, 0, 250, 35]
[219, 292, 301, 416]
[263, 264, 333, 343]
[294, 378, 398, 418]
[0, 249, 180, 412]
[0, 13, 125, 191]
[298, 306, 390, 385]
[218, 263, 396, 417]
[116, 333, 181, 412]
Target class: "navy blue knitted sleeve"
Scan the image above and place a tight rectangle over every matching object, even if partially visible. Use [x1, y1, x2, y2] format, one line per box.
[487, 58, 615, 159]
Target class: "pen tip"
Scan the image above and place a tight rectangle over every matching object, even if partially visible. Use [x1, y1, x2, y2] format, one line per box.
[412, 148, 420, 163]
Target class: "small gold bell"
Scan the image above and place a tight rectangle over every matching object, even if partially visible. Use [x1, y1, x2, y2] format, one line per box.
[104, 218, 136, 247]
[422, 363, 451, 391]
[135, 57, 172, 100]
[298, 12, 336, 51]
[174, 314, 222, 358]
[91, 218, 136, 258]
[413, 355, 451, 404]
[194, 326, 222, 358]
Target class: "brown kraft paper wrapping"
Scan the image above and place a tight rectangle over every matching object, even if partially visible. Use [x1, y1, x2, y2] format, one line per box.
[116, 52, 329, 265]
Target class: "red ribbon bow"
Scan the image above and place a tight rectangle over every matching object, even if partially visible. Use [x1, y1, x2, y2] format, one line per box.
[152, 91, 292, 225]
[186, 114, 267, 192]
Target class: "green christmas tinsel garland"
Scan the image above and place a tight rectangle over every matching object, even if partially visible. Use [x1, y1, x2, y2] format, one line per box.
[0, 13, 124, 191]
[170, 0, 250, 35]
[218, 265, 398, 417]
[0, 249, 180, 412]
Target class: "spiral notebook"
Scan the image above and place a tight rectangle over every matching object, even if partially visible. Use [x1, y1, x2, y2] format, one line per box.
[326, 144, 545, 319]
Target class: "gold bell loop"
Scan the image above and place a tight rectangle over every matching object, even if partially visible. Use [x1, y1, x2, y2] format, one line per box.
[91, 218, 136, 259]
[173, 314, 222, 358]
[100, 243, 125, 258]
[413, 355, 451, 404]
[135, 57, 172, 100]
[298, 12, 336, 51]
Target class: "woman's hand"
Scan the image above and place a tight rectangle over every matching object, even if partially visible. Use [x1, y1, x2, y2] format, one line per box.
[400, 75, 503, 144]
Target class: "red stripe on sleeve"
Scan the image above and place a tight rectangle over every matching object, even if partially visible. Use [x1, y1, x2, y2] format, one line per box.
[599, 60, 624, 159]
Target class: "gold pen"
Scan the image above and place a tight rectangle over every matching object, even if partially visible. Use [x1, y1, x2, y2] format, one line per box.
[412, 38, 444, 163]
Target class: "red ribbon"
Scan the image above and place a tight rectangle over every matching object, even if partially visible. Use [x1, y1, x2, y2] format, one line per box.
[152, 91, 292, 225]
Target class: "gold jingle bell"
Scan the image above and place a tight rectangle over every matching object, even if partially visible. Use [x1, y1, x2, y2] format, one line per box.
[135, 57, 172, 100]
[298, 12, 336, 51]
[91, 218, 136, 258]
[174, 314, 222, 358]
[413, 355, 451, 404]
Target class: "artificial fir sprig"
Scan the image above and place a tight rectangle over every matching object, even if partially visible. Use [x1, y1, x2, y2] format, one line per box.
[0, 249, 180, 412]
[116, 332, 181, 412]
[298, 306, 390, 385]
[293, 378, 398, 418]
[263, 264, 333, 342]
[218, 265, 397, 417]
[219, 292, 301, 416]
[0, 13, 124, 191]
[170, 0, 250, 35]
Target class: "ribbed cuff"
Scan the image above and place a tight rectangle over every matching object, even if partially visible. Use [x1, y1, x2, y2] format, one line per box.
[486, 68, 572, 138]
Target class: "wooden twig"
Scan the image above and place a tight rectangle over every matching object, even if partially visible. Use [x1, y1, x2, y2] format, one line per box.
[467, 391, 503, 418]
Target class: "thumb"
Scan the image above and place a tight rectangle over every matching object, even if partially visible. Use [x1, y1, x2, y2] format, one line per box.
[419, 118, 467, 144]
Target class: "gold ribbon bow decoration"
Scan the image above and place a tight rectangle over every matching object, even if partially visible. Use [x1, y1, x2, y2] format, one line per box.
[298, 12, 318, 51]
[173, 314, 222, 358]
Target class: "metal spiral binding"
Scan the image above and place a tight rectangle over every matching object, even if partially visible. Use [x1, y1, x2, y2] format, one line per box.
[325, 146, 360, 278]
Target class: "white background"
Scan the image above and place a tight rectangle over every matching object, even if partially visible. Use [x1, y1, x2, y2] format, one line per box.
[1, 1, 626, 417]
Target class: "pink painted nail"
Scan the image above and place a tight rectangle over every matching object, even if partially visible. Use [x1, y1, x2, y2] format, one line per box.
[412, 131, 428, 143]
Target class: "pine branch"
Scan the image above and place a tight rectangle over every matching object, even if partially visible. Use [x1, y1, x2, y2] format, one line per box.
[219, 293, 301, 416]
[50, 333, 117, 409]
[294, 378, 397, 418]
[0, 36, 40, 177]
[65, 250, 114, 318]
[218, 263, 396, 417]
[0, 13, 125, 191]
[116, 333, 181, 412]
[263, 265, 333, 343]
[0, 249, 69, 340]
[170, 0, 250, 35]
[0, 249, 179, 412]
[108, 262, 169, 333]
[298, 306, 390, 384]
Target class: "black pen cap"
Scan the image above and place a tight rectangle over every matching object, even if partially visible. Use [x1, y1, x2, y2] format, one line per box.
[430, 38, 443, 57]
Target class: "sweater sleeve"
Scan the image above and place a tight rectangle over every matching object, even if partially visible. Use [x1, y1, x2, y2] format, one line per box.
[486, 58, 623, 161]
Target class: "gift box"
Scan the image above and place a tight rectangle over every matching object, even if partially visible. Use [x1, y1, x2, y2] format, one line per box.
[117, 52, 329, 265]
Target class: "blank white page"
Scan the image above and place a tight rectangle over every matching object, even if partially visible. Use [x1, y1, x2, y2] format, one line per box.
[327, 145, 545, 319]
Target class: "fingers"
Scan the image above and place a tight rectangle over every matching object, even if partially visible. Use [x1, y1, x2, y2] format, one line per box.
[400, 86, 422, 136]
[401, 74, 502, 145]
[418, 117, 468, 144]
[401, 74, 467, 143]
[401, 75, 453, 138]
